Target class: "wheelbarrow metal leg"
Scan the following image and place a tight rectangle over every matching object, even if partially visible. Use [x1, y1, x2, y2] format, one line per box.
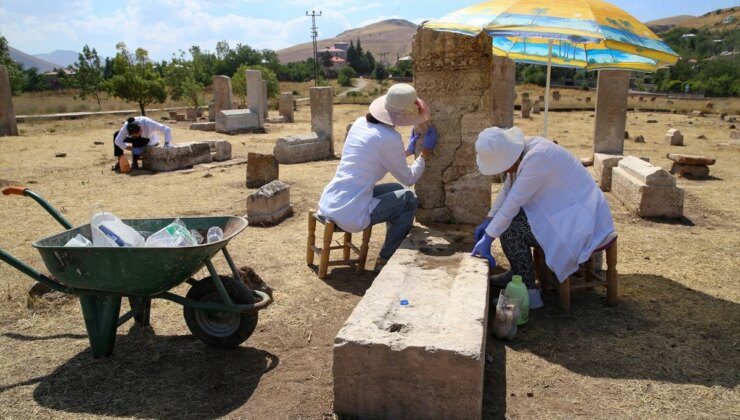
[129, 297, 152, 326]
[79, 294, 122, 358]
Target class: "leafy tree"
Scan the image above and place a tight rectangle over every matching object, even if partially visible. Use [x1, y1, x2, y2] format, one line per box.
[320, 51, 333, 70]
[71, 45, 105, 108]
[105, 43, 167, 115]
[338, 66, 356, 87]
[0, 35, 25, 94]
[181, 78, 205, 108]
[231, 64, 279, 104]
[276, 58, 315, 82]
[390, 59, 413, 78]
[372, 63, 389, 82]
[23, 67, 46, 92]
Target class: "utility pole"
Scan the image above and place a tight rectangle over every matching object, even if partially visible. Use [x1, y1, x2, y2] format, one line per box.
[379, 52, 389, 67]
[306, 10, 322, 86]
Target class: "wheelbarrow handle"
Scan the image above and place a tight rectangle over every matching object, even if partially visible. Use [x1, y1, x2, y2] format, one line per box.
[0, 248, 73, 294]
[2, 187, 73, 230]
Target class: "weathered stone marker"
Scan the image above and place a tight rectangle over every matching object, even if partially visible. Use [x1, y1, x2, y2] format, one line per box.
[412, 27, 493, 224]
[532, 99, 541, 114]
[142, 145, 195, 172]
[334, 227, 489, 419]
[612, 157, 684, 219]
[552, 90, 561, 101]
[246, 153, 279, 188]
[179, 141, 213, 165]
[491, 56, 515, 128]
[521, 98, 532, 119]
[189, 122, 216, 131]
[213, 140, 232, 162]
[593, 70, 630, 155]
[186, 108, 197, 121]
[215, 109, 259, 135]
[594, 153, 624, 192]
[246, 70, 264, 128]
[665, 129, 684, 146]
[279, 92, 295, 123]
[262, 80, 269, 119]
[667, 153, 715, 178]
[0, 65, 18, 137]
[310, 86, 334, 155]
[246, 180, 293, 226]
[212, 76, 233, 121]
[273, 133, 332, 164]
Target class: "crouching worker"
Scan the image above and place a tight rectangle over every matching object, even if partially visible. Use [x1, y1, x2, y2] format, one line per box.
[470, 127, 615, 308]
[113, 116, 173, 171]
[317, 84, 437, 272]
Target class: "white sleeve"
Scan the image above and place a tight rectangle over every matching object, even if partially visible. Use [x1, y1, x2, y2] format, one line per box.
[487, 174, 512, 218]
[485, 154, 549, 238]
[378, 134, 425, 187]
[144, 118, 172, 144]
[114, 125, 128, 151]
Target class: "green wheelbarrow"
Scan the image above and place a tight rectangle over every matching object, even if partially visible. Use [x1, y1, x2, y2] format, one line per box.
[0, 186, 271, 358]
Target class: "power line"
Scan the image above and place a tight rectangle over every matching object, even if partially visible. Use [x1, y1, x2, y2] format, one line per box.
[306, 10, 322, 86]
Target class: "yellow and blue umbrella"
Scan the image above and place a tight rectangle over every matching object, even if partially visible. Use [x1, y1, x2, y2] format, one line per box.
[423, 0, 680, 135]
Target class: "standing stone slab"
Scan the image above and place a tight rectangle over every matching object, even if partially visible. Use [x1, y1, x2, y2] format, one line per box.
[593, 70, 630, 155]
[213, 140, 232, 162]
[279, 92, 295, 123]
[532, 100, 541, 114]
[552, 90, 561, 101]
[665, 129, 684, 146]
[0, 65, 18, 137]
[262, 80, 269, 119]
[247, 153, 279, 188]
[142, 145, 194, 172]
[412, 27, 493, 224]
[212, 76, 233, 119]
[246, 180, 293, 226]
[246, 70, 264, 128]
[215, 109, 259, 135]
[334, 227, 489, 420]
[179, 141, 213, 165]
[310, 86, 334, 155]
[521, 98, 532, 119]
[612, 157, 684, 219]
[273, 133, 332, 164]
[208, 104, 216, 122]
[491, 56, 515, 128]
[186, 108, 197, 121]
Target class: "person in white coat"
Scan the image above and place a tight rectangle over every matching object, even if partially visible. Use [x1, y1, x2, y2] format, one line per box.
[317, 84, 438, 272]
[113, 116, 173, 170]
[471, 126, 615, 307]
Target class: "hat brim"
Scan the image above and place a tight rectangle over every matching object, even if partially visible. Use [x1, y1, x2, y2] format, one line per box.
[476, 127, 525, 175]
[369, 95, 428, 127]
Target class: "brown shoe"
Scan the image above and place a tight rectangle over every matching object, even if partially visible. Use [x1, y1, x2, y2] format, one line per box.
[373, 257, 389, 273]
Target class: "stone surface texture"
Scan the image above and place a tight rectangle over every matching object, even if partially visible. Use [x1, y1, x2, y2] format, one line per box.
[279, 92, 295, 122]
[215, 109, 259, 135]
[666, 153, 715, 166]
[593, 153, 624, 191]
[212, 76, 233, 120]
[246, 180, 293, 226]
[310, 86, 334, 155]
[412, 27, 493, 224]
[262, 80, 269, 119]
[491, 56, 515, 128]
[0, 65, 18, 137]
[532, 99, 540, 114]
[665, 129, 684, 146]
[179, 141, 213, 165]
[612, 158, 684, 219]
[333, 227, 489, 420]
[213, 140, 232, 162]
[247, 152, 279, 188]
[273, 133, 332, 164]
[189, 122, 216, 131]
[593, 70, 630, 155]
[246, 70, 265, 128]
[142, 145, 194, 172]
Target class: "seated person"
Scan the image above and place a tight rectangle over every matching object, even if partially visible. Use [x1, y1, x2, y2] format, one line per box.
[317, 84, 438, 272]
[113, 116, 173, 171]
[471, 127, 615, 308]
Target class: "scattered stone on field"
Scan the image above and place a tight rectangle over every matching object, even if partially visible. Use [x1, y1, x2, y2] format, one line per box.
[585, 97, 591, 103]
[730, 130, 740, 140]
[727, 116, 737, 123]
[624, 131, 629, 139]
[651, 97, 656, 102]
[705, 101, 714, 109]
[55, 152, 66, 158]
[670, 163, 711, 178]
[203, 172, 213, 178]
[720, 112, 728, 120]
[521, 98, 532, 118]
[246, 180, 293, 226]
[246, 152, 279, 189]
[581, 157, 594, 167]
[142, 144, 194, 172]
[189, 122, 216, 131]
[634, 135, 645, 143]
[691, 110, 705, 117]
[665, 129, 684, 146]
[213, 140, 232, 162]
[179, 141, 213, 165]
[552, 90, 561, 101]
[697, 134, 707, 139]
[730, 124, 736, 129]
[93, 141, 104, 145]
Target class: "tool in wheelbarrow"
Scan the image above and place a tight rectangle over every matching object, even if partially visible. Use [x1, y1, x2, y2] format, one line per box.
[0, 186, 271, 358]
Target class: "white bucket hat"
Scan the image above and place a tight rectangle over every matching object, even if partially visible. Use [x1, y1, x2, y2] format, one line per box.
[475, 126, 526, 175]
[369, 83, 429, 127]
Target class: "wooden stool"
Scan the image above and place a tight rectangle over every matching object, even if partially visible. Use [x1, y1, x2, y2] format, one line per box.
[534, 234, 618, 313]
[307, 210, 372, 279]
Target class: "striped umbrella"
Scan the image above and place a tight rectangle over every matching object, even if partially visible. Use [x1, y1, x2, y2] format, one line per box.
[423, 0, 680, 136]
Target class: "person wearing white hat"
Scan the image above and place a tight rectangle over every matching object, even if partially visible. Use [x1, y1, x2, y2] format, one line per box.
[317, 84, 438, 271]
[471, 127, 615, 308]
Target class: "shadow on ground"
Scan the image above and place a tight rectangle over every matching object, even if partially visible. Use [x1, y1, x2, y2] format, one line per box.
[2, 329, 278, 419]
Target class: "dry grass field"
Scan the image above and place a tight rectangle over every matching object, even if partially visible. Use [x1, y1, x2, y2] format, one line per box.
[0, 101, 738, 418]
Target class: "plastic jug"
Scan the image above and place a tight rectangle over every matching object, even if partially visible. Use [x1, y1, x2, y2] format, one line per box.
[91, 211, 145, 247]
[504, 275, 530, 325]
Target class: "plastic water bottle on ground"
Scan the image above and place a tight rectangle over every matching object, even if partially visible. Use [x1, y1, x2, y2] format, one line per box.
[64, 234, 93, 247]
[207, 227, 224, 243]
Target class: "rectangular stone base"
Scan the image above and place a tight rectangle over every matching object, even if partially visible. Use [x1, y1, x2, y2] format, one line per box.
[594, 153, 623, 191]
[612, 167, 684, 218]
[142, 145, 194, 172]
[216, 109, 259, 135]
[246, 180, 292, 226]
[189, 122, 216, 131]
[273, 132, 332, 164]
[333, 227, 489, 419]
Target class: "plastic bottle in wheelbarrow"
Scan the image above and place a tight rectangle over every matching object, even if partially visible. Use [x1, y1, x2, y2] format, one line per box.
[206, 226, 223, 243]
[91, 211, 145, 247]
[144, 219, 199, 247]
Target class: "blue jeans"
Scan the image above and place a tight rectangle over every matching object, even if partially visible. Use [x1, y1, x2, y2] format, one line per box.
[369, 183, 419, 260]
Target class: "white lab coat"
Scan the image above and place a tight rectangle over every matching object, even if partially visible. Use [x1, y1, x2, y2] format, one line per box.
[114, 117, 172, 151]
[317, 117, 426, 233]
[485, 137, 615, 282]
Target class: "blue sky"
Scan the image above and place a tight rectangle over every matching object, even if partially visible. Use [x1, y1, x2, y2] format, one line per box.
[1, 0, 737, 60]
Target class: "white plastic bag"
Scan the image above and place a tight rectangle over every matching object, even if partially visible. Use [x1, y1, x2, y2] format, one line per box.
[64, 234, 93, 247]
[493, 291, 521, 340]
[144, 219, 198, 247]
[91, 205, 145, 247]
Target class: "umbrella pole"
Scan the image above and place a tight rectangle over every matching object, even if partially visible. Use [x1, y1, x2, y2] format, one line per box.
[544, 40, 553, 138]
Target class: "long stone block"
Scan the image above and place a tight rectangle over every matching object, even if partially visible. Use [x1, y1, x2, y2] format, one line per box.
[179, 141, 213, 165]
[612, 167, 684, 219]
[246, 180, 292, 226]
[142, 145, 194, 172]
[333, 227, 489, 419]
[618, 156, 675, 187]
[670, 163, 710, 178]
[0, 65, 19, 137]
[273, 132, 332, 164]
[189, 122, 216, 131]
[215, 109, 259, 135]
[593, 70, 630, 155]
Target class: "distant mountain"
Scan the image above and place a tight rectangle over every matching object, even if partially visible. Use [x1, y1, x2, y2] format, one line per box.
[277, 19, 418, 64]
[34, 50, 79, 67]
[645, 15, 695, 34]
[8, 46, 63, 72]
[647, 7, 739, 33]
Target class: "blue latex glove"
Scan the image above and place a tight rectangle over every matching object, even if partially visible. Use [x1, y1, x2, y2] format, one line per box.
[471, 233, 497, 268]
[164, 143, 173, 148]
[407, 129, 420, 155]
[422, 126, 438, 151]
[132, 147, 144, 156]
[474, 217, 492, 242]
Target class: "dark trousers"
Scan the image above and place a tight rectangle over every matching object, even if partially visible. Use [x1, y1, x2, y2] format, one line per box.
[500, 210, 540, 289]
[113, 130, 150, 161]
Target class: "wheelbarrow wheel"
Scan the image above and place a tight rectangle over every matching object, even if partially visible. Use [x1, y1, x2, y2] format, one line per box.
[183, 276, 259, 349]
